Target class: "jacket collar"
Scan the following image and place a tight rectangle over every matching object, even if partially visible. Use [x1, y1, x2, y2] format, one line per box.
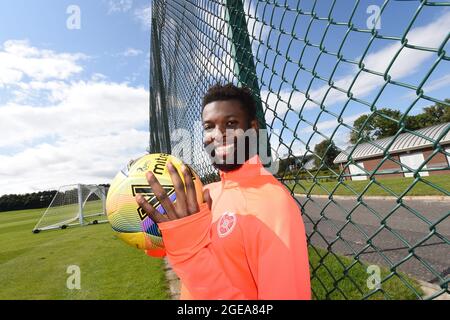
[219, 154, 265, 183]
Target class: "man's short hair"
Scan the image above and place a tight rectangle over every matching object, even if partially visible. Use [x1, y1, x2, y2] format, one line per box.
[202, 83, 257, 122]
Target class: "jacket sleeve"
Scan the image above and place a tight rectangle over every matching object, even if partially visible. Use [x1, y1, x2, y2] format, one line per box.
[157, 203, 249, 299]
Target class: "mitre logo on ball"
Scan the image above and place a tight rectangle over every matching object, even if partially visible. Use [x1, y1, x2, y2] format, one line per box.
[106, 153, 203, 257]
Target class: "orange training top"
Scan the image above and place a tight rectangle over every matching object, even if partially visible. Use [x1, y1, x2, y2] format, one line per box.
[157, 154, 311, 300]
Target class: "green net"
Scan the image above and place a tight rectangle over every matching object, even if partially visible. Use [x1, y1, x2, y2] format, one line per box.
[150, 0, 449, 300]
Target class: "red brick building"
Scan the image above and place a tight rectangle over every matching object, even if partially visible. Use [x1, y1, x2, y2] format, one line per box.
[334, 122, 450, 181]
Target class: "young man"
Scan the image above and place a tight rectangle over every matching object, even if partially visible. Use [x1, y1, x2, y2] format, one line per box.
[136, 84, 311, 300]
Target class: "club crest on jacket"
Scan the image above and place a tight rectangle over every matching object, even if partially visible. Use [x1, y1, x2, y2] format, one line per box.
[217, 212, 237, 238]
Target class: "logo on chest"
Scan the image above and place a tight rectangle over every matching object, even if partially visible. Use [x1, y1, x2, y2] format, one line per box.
[217, 212, 237, 238]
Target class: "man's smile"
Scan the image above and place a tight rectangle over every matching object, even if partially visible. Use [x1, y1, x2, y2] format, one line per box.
[213, 143, 235, 158]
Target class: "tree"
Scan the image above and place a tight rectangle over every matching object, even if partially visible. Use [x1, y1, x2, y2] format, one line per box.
[405, 99, 450, 130]
[0, 190, 56, 212]
[350, 108, 402, 144]
[314, 139, 340, 169]
[277, 156, 300, 174]
[350, 99, 450, 144]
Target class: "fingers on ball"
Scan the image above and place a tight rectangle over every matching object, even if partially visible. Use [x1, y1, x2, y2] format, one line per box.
[135, 194, 168, 223]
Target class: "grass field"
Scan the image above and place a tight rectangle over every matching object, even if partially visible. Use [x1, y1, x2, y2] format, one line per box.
[309, 247, 423, 300]
[34, 200, 104, 230]
[0, 207, 423, 300]
[0, 207, 169, 300]
[287, 174, 450, 197]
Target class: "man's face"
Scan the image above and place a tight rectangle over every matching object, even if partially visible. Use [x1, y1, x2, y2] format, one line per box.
[202, 100, 258, 172]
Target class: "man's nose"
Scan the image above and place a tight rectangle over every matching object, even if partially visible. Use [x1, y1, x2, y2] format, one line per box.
[211, 126, 226, 143]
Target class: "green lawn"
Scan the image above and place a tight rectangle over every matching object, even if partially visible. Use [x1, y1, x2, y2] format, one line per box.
[309, 247, 423, 300]
[0, 207, 169, 300]
[287, 174, 450, 197]
[0, 207, 423, 300]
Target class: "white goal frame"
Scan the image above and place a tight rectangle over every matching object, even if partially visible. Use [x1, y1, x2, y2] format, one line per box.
[32, 184, 108, 233]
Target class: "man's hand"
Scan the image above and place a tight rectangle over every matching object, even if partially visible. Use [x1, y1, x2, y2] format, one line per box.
[135, 161, 211, 224]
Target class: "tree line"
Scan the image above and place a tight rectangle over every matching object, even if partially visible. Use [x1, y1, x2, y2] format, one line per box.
[0, 191, 57, 213]
[350, 99, 449, 144]
[277, 99, 449, 173]
[316, 100, 449, 169]
[0, 184, 110, 213]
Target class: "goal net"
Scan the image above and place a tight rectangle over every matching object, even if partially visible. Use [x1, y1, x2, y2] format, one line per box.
[33, 184, 107, 233]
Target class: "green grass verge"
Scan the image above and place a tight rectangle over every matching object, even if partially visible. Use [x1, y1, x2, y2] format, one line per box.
[0, 208, 169, 300]
[287, 174, 450, 197]
[0, 207, 424, 300]
[309, 246, 423, 300]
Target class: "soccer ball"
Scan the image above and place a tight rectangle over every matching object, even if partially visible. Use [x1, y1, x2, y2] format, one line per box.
[106, 153, 203, 257]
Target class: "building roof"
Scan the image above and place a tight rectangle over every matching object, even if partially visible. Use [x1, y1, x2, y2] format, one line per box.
[334, 122, 450, 164]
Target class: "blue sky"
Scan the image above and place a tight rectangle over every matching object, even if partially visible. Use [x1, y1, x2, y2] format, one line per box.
[0, 0, 448, 195]
[164, 0, 449, 165]
[0, 0, 151, 91]
[0, 0, 152, 195]
[245, 0, 450, 159]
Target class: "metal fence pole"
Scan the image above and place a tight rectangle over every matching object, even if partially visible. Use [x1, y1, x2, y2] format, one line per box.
[225, 0, 271, 159]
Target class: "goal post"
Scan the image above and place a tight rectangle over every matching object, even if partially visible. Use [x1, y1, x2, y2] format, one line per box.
[32, 184, 108, 233]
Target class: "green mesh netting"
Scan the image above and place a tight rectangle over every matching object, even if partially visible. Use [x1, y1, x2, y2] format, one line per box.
[150, 0, 449, 300]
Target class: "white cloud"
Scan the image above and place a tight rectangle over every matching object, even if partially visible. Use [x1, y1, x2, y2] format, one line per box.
[366, 11, 450, 78]
[267, 112, 368, 159]
[91, 73, 108, 82]
[0, 40, 150, 196]
[262, 11, 450, 123]
[0, 40, 86, 87]
[0, 130, 147, 195]
[301, 113, 369, 136]
[107, 0, 133, 14]
[262, 89, 314, 124]
[0, 81, 149, 190]
[121, 48, 143, 57]
[134, 4, 151, 30]
[318, 11, 450, 103]
[421, 74, 450, 93]
[13, 80, 69, 104]
[0, 81, 148, 147]
[403, 73, 450, 100]
[0, 81, 149, 195]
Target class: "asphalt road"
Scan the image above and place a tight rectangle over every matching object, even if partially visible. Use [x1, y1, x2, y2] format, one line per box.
[295, 195, 450, 285]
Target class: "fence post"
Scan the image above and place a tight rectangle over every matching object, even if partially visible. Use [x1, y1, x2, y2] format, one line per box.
[225, 0, 272, 161]
[150, 4, 172, 154]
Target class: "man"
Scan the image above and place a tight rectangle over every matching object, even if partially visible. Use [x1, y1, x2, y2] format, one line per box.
[136, 84, 311, 299]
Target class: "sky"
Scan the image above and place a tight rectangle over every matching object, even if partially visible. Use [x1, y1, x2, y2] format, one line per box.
[0, 0, 449, 196]
[0, 0, 152, 195]
[156, 0, 449, 169]
[246, 0, 450, 160]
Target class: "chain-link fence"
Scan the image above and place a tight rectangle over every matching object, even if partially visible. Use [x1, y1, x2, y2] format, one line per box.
[150, 0, 449, 300]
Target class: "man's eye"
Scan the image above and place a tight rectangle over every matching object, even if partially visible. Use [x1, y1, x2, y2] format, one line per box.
[226, 121, 237, 127]
[204, 125, 213, 130]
